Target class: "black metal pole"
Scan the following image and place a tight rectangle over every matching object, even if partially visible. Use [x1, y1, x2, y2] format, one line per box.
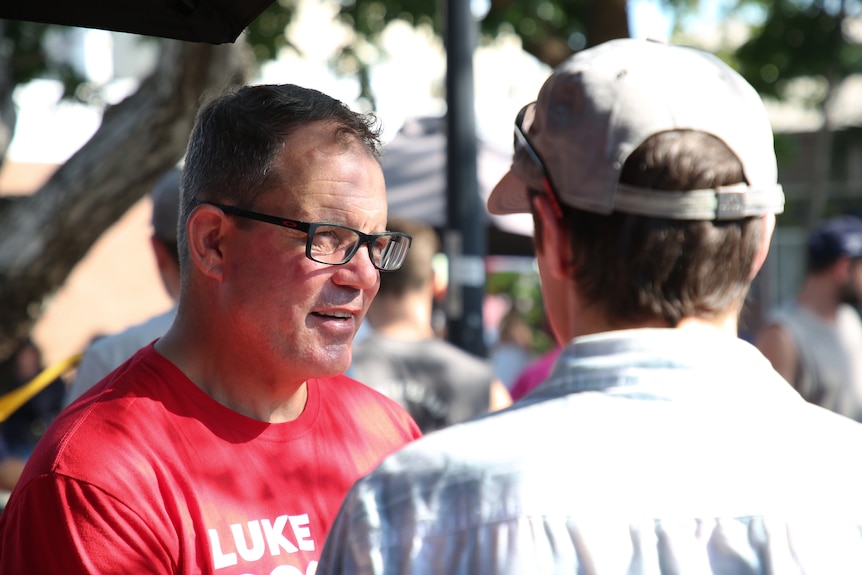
[444, 0, 486, 357]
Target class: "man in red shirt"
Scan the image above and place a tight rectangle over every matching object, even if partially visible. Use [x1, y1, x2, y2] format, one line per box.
[0, 84, 421, 574]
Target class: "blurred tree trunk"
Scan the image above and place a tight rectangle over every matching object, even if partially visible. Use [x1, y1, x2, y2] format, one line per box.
[586, 0, 630, 48]
[0, 40, 249, 362]
[0, 20, 18, 167]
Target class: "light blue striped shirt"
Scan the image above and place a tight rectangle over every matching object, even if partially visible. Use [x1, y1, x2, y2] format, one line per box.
[320, 328, 862, 574]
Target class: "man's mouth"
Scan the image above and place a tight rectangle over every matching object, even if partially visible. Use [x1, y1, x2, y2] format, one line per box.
[313, 311, 354, 320]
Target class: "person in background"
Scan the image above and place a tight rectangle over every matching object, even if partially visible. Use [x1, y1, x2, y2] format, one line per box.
[64, 168, 183, 407]
[318, 39, 862, 573]
[349, 217, 511, 433]
[0, 338, 65, 495]
[489, 308, 536, 389]
[508, 344, 562, 402]
[0, 83, 421, 574]
[755, 214, 862, 420]
[0, 338, 65, 460]
[0, 441, 25, 493]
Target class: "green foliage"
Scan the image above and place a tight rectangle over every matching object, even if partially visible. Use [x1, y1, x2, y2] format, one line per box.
[3, 21, 49, 85]
[247, 0, 711, 99]
[335, 0, 587, 71]
[735, 0, 862, 97]
[331, 0, 440, 103]
[486, 268, 554, 354]
[244, 0, 299, 64]
[479, 1, 583, 49]
[332, 0, 704, 58]
[335, 0, 440, 38]
[1, 21, 85, 100]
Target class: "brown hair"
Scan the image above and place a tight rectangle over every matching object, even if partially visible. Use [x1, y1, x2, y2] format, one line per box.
[540, 130, 764, 327]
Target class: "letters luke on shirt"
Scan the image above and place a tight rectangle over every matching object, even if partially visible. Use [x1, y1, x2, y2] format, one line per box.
[208, 513, 317, 574]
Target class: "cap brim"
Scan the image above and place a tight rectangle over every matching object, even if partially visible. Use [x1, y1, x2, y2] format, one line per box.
[487, 169, 532, 215]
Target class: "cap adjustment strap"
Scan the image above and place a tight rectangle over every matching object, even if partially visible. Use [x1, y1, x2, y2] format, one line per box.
[612, 182, 785, 221]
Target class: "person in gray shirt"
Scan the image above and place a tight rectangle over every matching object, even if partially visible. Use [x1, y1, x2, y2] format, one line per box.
[349, 216, 510, 433]
[756, 215, 862, 421]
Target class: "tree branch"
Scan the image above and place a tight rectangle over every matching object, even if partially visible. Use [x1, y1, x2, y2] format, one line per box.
[0, 40, 249, 362]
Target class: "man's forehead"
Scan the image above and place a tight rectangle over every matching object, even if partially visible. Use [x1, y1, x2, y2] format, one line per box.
[267, 152, 385, 220]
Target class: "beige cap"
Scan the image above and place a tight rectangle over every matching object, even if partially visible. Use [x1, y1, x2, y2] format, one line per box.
[488, 39, 785, 221]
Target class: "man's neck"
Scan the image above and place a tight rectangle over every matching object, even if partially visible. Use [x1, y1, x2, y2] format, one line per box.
[568, 304, 740, 341]
[155, 317, 310, 423]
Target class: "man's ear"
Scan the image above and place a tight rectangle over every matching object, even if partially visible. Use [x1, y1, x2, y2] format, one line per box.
[187, 204, 228, 281]
[531, 193, 573, 280]
[749, 213, 776, 281]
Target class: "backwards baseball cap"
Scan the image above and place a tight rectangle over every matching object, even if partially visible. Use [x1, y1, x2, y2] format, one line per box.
[151, 167, 182, 244]
[807, 215, 862, 269]
[488, 38, 785, 221]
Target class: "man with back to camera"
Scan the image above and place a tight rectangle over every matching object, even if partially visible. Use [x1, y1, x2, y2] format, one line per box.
[0, 83, 422, 574]
[64, 167, 183, 407]
[349, 216, 511, 433]
[317, 39, 862, 573]
[756, 215, 862, 421]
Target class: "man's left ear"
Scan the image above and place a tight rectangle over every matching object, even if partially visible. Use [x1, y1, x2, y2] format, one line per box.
[532, 192, 574, 280]
[187, 203, 228, 281]
[749, 213, 776, 280]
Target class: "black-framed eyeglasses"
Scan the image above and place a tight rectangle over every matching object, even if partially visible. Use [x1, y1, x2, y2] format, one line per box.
[514, 102, 564, 219]
[199, 201, 412, 271]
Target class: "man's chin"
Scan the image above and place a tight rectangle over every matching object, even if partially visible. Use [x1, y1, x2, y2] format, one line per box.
[312, 346, 351, 377]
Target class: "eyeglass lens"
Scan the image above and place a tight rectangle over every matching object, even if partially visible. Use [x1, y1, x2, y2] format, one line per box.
[309, 224, 410, 271]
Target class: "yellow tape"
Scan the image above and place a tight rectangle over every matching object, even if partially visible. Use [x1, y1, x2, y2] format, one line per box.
[0, 352, 83, 423]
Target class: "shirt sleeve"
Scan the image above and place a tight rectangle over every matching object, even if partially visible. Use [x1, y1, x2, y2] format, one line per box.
[0, 473, 175, 574]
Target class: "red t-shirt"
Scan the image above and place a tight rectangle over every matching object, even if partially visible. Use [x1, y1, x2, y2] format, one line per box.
[0, 344, 421, 574]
